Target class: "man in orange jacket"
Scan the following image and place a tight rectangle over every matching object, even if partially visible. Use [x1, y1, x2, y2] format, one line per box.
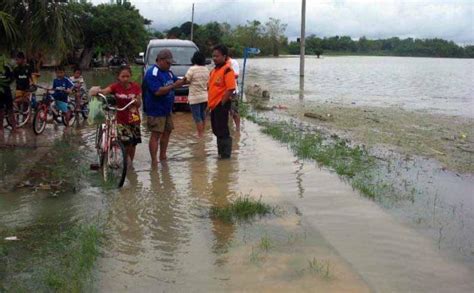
[208, 45, 236, 159]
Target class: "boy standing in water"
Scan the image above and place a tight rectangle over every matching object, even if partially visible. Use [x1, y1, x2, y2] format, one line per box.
[70, 68, 87, 111]
[13, 52, 33, 111]
[208, 45, 236, 159]
[51, 66, 74, 125]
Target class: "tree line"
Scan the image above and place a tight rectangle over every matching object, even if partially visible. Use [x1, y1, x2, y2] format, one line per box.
[288, 35, 474, 58]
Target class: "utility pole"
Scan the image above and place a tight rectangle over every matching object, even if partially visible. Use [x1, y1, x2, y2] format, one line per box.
[300, 0, 306, 77]
[190, 3, 195, 41]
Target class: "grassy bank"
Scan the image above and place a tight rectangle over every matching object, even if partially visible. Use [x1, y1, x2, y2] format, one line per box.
[241, 103, 413, 202]
[286, 102, 474, 174]
[0, 223, 103, 292]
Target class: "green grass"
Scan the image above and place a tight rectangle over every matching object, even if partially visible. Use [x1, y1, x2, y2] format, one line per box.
[259, 235, 272, 252]
[130, 65, 143, 84]
[210, 196, 272, 223]
[240, 107, 396, 201]
[0, 223, 103, 292]
[307, 258, 332, 280]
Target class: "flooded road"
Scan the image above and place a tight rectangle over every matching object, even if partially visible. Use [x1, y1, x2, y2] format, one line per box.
[1, 63, 474, 292]
[93, 114, 473, 292]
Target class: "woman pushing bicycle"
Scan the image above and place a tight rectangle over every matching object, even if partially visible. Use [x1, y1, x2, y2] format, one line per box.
[89, 66, 142, 168]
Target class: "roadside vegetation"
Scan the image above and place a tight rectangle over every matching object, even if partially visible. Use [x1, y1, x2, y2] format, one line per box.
[210, 196, 273, 223]
[0, 222, 103, 292]
[240, 103, 416, 203]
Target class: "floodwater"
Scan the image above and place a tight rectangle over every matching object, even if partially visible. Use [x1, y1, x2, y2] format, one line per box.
[244, 56, 474, 118]
[1, 62, 474, 292]
[1, 115, 473, 291]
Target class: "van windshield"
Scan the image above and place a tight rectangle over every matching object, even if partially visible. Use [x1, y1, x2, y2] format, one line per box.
[147, 46, 198, 66]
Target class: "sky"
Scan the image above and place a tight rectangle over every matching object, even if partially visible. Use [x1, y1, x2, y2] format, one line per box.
[92, 0, 474, 44]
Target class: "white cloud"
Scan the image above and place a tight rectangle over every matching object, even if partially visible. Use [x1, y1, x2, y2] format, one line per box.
[91, 0, 474, 43]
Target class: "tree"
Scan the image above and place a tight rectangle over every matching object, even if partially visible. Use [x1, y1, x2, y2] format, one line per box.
[71, 1, 149, 69]
[1, 0, 80, 59]
[0, 11, 18, 50]
[264, 18, 287, 56]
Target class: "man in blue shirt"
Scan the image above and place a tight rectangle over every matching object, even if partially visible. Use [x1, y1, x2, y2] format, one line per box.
[143, 49, 183, 166]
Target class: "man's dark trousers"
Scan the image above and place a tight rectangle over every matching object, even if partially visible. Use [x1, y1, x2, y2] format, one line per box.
[211, 100, 232, 158]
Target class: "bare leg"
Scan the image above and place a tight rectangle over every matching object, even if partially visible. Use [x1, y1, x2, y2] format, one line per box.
[159, 130, 171, 160]
[126, 145, 136, 168]
[196, 122, 204, 138]
[149, 131, 160, 166]
[232, 113, 241, 132]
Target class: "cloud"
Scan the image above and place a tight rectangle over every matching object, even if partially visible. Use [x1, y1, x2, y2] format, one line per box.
[92, 0, 474, 43]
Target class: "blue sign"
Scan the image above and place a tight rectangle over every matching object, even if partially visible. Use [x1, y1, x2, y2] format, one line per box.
[240, 47, 261, 100]
[245, 48, 261, 55]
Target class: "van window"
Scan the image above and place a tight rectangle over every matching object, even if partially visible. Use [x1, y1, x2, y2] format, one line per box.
[147, 46, 198, 66]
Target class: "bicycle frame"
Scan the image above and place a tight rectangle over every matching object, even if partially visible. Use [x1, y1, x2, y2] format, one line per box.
[94, 93, 135, 185]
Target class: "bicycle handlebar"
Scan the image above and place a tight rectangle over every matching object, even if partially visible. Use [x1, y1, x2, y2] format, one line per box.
[96, 93, 136, 112]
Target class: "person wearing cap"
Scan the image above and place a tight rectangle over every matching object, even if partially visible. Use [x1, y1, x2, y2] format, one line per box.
[208, 44, 236, 159]
[143, 49, 184, 166]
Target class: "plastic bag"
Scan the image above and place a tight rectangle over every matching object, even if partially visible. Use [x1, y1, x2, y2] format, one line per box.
[87, 96, 105, 125]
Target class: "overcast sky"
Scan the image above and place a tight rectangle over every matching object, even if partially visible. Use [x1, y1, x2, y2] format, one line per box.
[93, 0, 474, 44]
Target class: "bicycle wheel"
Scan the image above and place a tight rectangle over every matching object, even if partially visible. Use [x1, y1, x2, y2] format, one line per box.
[103, 139, 127, 188]
[81, 104, 89, 119]
[62, 102, 76, 126]
[14, 102, 31, 128]
[33, 107, 47, 135]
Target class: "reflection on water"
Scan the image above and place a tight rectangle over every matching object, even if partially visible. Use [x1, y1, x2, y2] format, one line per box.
[244, 56, 474, 117]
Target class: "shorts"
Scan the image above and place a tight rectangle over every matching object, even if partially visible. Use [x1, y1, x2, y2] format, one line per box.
[15, 90, 30, 101]
[0, 88, 14, 111]
[147, 115, 174, 133]
[117, 124, 142, 146]
[230, 94, 239, 115]
[55, 100, 69, 113]
[190, 102, 207, 123]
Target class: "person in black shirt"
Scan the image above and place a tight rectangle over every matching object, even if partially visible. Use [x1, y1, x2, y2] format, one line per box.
[13, 52, 33, 104]
[0, 54, 16, 131]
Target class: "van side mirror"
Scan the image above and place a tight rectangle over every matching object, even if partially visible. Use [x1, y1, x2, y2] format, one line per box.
[205, 58, 212, 65]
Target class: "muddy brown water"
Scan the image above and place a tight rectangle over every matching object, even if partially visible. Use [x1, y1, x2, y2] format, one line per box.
[1, 64, 474, 292]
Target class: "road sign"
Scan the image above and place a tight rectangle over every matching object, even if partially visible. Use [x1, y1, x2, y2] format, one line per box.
[240, 47, 261, 100]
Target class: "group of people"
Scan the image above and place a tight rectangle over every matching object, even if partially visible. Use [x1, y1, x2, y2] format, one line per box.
[91, 44, 240, 168]
[0, 51, 87, 130]
[1, 45, 241, 168]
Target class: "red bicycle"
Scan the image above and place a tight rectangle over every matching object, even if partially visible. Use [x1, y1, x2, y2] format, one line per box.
[93, 93, 135, 188]
[32, 85, 70, 134]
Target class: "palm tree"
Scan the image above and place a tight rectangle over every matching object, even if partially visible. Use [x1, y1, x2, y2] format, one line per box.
[1, 0, 79, 63]
[0, 10, 18, 50]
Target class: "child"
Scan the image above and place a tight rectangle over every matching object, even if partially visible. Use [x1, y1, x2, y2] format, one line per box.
[91, 66, 142, 167]
[70, 67, 87, 111]
[0, 54, 16, 132]
[183, 51, 209, 138]
[52, 66, 74, 125]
